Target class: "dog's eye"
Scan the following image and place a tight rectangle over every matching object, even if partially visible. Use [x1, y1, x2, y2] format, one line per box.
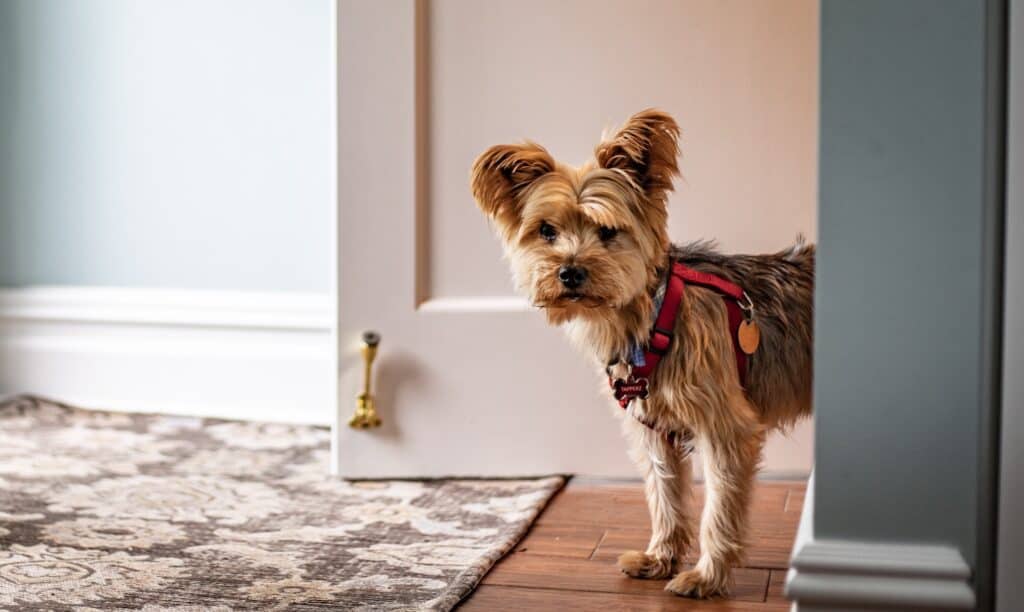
[598, 226, 618, 242]
[539, 222, 557, 242]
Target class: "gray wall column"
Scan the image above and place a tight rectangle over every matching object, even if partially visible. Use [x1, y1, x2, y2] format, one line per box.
[816, 0, 1005, 603]
[996, 2, 1022, 610]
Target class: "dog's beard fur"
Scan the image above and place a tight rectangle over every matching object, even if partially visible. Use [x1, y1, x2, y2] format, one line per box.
[512, 171, 657, 321]
[470, 109, 815, 599]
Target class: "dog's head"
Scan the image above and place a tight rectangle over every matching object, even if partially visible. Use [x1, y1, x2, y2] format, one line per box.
[471, 109, 680, 325]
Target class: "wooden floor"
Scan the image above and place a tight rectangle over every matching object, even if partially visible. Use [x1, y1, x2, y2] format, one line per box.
[459, 479, 805, 611]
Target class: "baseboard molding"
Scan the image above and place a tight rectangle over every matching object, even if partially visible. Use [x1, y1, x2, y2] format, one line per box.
[786, 474, 976, 611]
[0, 286, 334, 424]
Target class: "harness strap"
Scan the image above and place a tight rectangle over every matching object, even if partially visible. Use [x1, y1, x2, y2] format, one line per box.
[677, 265, 749, 387]
[610, 262, 751, 411]
[630, 263, 687, 381]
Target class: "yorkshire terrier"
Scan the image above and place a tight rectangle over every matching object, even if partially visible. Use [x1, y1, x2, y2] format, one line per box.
[470, 109, 814, 598]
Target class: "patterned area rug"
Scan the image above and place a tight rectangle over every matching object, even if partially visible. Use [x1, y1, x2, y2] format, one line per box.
[0, 396, 564, 611]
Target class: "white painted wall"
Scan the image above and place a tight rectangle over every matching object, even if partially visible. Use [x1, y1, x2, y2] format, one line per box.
[0, 287, 333, 423]
[0, 0, 333, 292]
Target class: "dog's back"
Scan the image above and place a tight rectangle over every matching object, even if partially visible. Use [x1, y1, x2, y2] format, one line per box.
[671, 240, 815, 429]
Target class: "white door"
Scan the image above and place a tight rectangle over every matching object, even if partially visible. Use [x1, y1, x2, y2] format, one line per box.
[334, 0, 817, 478]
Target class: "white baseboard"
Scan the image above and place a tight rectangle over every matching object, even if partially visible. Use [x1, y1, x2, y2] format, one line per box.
[786, 473, 975, 611]
[0, 286, 334, 424]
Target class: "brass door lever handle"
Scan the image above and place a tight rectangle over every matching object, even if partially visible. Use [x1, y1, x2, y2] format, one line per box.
[349, 331, 382, 429]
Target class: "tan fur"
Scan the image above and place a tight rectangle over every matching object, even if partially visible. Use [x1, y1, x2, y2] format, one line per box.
[470, 109, 813, 598]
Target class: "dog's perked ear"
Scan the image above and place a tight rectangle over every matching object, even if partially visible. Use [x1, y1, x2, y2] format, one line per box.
[470, 142, 555, 233]
[595, 109, 681, 204]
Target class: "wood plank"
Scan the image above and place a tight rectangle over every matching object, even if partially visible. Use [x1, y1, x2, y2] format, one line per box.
[749, 483, 793, 512]
[481, 553, 770, 603]
[461, 481, 806, 608]
[587, 489, 799, 568]
[784, 488, 806, 513]
[540, 482, 793, 526]
[512, 524, 606, 559]
[460, 585, 792, 611]
[766, 570, 788, 604]
[590, 528, 795, 570]
[536, 483, 650, 527]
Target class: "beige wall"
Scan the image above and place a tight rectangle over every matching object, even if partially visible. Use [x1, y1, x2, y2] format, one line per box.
[429, 0, 819, 300]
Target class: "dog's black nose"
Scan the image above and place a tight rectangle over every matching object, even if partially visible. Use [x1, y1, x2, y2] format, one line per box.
[558, 265, 587, 289]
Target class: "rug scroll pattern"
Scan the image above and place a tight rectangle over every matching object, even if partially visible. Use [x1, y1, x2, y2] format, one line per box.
[0, 396, 563, 611]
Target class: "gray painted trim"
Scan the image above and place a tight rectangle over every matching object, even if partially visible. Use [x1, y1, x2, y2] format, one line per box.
[789, 543, 975, 610]
[787, 475, 975, 611]
[996, 3, 1023, 610]
[977, 0, 1009, 609]
[788, 566, 974, 611]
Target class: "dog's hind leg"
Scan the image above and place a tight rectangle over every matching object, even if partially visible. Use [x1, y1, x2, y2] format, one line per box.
[666, 395, 764, 598]
[617, 416, 697, 579]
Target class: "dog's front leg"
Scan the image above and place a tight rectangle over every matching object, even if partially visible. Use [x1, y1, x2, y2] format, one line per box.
[666, 399, 764, 598]
[617, 415, 696, 579]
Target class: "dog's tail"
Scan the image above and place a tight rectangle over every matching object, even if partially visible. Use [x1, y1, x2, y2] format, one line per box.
[781, 233, 815, 265]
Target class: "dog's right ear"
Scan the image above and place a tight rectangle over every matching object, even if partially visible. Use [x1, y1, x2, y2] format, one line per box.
[471, 142, 555, 231]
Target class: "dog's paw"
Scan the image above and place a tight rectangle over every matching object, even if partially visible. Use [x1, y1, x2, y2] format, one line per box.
[665, 567, 729, 599]
[617, 550, 674, 579]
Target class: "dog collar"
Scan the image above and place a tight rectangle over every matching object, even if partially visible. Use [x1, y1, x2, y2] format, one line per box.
[608, 261, 756, 410]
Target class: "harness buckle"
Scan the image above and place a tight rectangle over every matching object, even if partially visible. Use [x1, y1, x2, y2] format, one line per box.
[647, 325, 675, 356]
[738, 290, 755, 321]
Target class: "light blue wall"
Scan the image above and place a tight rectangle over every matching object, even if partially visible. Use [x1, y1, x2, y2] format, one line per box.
[0, 0, 333, 292]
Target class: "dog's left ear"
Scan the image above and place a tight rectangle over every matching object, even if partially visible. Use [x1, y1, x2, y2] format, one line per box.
[595, 109, 680, 203]
[471, 142, 555, 233]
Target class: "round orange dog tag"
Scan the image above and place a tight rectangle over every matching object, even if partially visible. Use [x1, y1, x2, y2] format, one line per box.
[738, 320, 760, 354]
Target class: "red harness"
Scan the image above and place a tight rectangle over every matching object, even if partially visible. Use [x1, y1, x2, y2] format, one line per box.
[609, 262, 751, 410]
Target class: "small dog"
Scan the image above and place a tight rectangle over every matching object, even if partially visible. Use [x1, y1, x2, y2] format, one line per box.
[470, 109, 814, 598]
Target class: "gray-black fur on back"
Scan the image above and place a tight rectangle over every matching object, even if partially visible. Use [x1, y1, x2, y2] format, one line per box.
[669, 239, 815, 428]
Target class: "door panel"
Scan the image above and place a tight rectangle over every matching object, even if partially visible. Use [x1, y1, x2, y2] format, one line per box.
[335, 0, 816, 478]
